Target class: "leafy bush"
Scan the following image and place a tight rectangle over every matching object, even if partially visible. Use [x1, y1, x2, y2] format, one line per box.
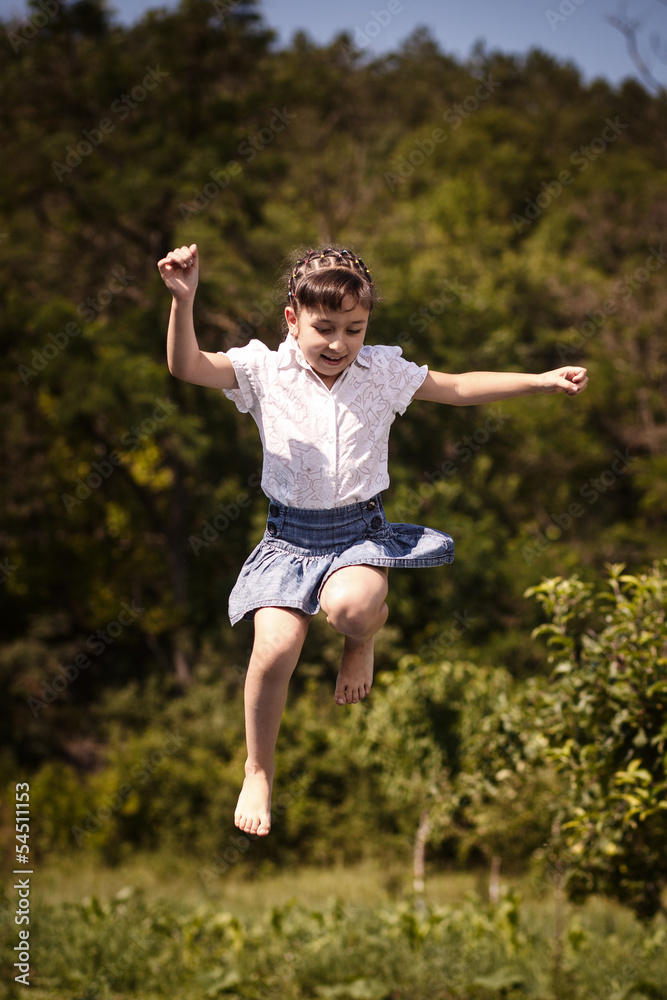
[6, 881, 667, 1000]
[345, 654, 563, 874]
[524, 561, 667, 918]
[347, 561, 667, 921]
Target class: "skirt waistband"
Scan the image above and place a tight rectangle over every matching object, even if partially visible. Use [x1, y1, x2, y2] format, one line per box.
[264, 494, 387, 551]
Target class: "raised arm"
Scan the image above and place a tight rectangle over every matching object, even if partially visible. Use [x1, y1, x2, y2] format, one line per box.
[157, 243, 239, 391]
[412, 366, 588, 405]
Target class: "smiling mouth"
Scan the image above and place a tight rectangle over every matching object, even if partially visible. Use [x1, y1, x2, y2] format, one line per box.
[321, 353, 346, 364]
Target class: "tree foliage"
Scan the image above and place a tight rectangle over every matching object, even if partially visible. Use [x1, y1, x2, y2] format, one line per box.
[1, 0, 667, 906]
[345, 561, 667, 919]
[524, 562, 667, 918]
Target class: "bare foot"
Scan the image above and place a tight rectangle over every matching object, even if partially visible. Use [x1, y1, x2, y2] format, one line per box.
[334, 636, 375, 706]
[234, 769, 273, 836]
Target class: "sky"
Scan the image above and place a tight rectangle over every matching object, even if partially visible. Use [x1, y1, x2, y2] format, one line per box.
[3, 0, 667, 91]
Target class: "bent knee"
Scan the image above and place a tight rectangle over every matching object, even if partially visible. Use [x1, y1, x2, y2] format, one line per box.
[324, 597, 388, 638]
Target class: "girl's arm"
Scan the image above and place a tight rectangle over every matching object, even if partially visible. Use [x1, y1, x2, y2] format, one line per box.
[412, 366, 588, 405]
[157, 243, 239, 390]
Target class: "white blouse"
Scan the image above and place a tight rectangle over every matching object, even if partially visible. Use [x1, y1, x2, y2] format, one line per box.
[220, 335, 428, 509]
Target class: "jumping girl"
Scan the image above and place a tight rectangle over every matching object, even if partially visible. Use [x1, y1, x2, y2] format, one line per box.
[158, 242, 588, 837]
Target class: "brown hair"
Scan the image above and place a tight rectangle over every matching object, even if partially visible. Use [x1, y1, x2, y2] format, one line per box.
[284, 246, 376, 318]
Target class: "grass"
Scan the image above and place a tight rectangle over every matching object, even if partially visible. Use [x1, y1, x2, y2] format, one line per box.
[32, 849, 482, 915]
[3, 853, 667, 1000]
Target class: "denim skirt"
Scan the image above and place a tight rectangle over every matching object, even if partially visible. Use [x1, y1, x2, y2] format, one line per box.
[228, 493, 454, 625]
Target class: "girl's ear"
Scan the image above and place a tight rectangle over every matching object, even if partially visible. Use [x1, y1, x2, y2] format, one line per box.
[285, 305, 298, 333]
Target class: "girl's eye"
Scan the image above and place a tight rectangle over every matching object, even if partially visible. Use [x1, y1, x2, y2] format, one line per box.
[313, 326, 363, 334]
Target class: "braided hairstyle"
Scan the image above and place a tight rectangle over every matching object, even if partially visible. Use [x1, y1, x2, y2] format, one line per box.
[284, 247, 376, 330]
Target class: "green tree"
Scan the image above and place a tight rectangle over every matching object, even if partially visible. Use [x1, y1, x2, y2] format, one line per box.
[346, 656, 534, 889]
[1, 0, 666, 792]
[524, 562, 667, 918]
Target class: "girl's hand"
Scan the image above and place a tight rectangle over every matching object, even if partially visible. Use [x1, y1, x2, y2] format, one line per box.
[539, 366, 588, 395]
[157, 243, 199, 301]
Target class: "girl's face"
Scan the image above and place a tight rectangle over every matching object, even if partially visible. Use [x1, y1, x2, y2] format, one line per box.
[285, 295, 370, 387]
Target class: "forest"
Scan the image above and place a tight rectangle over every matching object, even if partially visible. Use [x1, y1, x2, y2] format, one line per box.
[1, 0, 667, 996]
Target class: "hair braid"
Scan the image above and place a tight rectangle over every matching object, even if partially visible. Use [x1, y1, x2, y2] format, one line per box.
[287, 247, 373, 304]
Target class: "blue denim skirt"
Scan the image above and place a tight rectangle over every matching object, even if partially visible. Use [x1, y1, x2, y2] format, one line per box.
[228, 493, 454, 625]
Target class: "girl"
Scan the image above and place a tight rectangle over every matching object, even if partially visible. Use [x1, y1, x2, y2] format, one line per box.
[157, 242, 588, 837]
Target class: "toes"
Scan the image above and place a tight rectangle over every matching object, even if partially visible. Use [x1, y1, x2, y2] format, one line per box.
[235, 810, 271, 836]
[335, 681, 371, 705]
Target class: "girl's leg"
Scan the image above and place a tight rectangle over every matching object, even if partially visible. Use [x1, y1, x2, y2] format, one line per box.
[235, 606, 310, 836]
[319, 565, 389, 706]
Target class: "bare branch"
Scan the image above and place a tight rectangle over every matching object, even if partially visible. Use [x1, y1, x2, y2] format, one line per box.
[604, 7, 667, 93]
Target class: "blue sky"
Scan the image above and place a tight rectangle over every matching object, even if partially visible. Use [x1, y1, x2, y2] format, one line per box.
[3, 0, 667, 90]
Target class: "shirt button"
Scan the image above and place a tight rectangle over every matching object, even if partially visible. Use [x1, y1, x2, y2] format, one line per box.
[367, 500, 377, 509]
[267, 522, 277, 536]
[371, 516, 382, 530]
[269, 504, 280, 517]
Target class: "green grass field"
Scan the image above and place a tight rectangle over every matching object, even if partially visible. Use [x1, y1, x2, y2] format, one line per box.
[33, 850, 480, 913]
[3, 853, 666, 1000]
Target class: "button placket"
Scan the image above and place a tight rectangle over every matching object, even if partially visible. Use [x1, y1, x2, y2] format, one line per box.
[362, 497, 383, 531]
[267, 501, 283, 537]
[332, 395, 339, 499]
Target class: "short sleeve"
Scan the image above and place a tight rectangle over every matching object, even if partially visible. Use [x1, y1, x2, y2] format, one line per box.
[219, 339, 272, 414]
[363, 344, 428, 416]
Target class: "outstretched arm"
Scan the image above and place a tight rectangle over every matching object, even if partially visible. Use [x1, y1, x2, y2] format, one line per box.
[412, 366, 588, 405]
[157, 243, 239, 391]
